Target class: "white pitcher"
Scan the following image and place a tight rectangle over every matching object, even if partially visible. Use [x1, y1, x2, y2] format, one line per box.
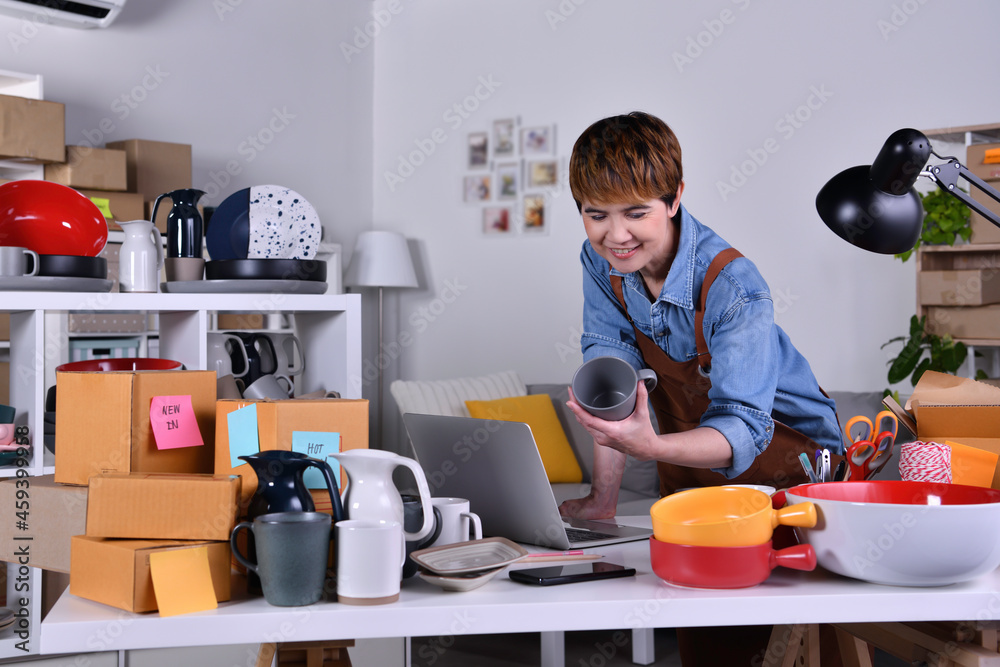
[119, 219, 163, 293]
[329, 449, 435, 541]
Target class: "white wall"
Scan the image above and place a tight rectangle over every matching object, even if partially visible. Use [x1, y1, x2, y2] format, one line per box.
[371, 0, 1000, 451]
[1, 0, 374, 256]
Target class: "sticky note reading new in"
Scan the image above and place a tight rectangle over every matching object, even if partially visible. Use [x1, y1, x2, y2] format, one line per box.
[149, 546, 218, 617]
[292, 431, 341, 489]
[227, 404, 260, 469]
[149, 395, 204, 450]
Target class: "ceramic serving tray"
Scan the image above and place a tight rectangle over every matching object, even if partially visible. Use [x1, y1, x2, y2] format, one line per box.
[418, 566, 505, 592]
[160, 279, 327, 294]
[0, 276, 113, 292]
[410, 537, 528, 575]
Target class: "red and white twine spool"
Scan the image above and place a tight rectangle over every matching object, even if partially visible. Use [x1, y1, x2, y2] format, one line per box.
[899, 441, 951, 483]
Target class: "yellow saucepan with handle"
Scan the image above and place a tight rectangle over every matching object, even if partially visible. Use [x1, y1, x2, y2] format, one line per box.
[650, 486, 817, 547]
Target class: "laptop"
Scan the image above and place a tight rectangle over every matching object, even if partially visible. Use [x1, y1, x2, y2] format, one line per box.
[402, 413, 654, 549]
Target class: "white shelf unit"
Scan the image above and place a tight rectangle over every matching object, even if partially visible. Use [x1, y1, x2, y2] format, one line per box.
[0, 289, 362, 659]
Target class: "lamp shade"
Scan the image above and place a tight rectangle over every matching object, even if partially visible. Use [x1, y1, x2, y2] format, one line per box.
[344, 230, 418, 288]
[816, 129, 931, 255]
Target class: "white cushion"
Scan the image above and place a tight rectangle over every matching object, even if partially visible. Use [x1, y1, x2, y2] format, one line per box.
[390, 371, 528, 418]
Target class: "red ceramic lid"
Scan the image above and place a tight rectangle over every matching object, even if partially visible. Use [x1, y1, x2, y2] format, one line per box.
[0, 180, 108, 257]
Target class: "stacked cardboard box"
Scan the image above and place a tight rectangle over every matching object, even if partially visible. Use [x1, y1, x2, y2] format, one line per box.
[106, 139, 193, 233]
[967, 142, 1000, 245]
[0, 93, 64, 162]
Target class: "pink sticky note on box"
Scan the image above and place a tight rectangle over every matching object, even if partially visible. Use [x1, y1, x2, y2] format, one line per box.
[149, 395, 204, 450]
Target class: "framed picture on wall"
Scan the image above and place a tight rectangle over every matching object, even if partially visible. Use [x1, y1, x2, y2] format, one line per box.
[493, 119, 516, 157]
[496, 162, 519, 200]
[463, 175, 491, 202]
[523, 194, 546, 232]
[483, 206, 512, 234]
[520, 126, 553, 156]
[527, 160, 558, 188]
[468, 132, 489, 168]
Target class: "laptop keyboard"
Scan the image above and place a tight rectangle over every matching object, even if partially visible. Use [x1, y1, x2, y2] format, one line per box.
[565, 527, 617, 542]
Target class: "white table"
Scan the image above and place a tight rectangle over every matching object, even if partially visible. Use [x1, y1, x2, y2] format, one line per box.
[40, 517, 1000, 661]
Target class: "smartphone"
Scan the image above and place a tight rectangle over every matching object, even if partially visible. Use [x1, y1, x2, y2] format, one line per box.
[508, 562, 637, 586]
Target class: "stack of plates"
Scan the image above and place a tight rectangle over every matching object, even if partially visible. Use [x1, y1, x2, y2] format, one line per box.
[409, 537, 528, 592]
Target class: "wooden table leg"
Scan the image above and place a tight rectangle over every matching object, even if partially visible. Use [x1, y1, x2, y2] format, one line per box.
[834, 626, 873, 667]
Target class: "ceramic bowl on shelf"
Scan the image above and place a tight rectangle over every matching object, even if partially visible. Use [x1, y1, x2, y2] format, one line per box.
[650, 486, 816, 547]
[56, 358, 183, 373]
[0, 181, 108, 257]
[37, 255, 107, 279]
[784, 481, 1000, 586]
[204, 258, 327, 282]
[649, 537, 816, 589]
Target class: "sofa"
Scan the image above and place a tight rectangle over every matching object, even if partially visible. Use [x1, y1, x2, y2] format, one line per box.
[389, 371, 897, 516]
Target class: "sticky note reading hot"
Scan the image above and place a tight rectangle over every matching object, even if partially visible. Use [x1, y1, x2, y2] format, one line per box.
[149, 546, 218, 617]
[227, 404, 260, 469]
[292, 431, 341, 489]
[149, 396, 204, 450]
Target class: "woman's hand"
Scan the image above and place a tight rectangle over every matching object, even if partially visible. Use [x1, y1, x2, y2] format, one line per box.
[566, 381, 659, 461]
[558, 492, 617, 520]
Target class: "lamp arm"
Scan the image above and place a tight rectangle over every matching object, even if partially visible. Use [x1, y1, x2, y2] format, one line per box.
[924, 158, 1000, 229]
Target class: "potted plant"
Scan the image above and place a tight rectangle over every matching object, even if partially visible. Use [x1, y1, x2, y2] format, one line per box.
[894, 187, 971, 262]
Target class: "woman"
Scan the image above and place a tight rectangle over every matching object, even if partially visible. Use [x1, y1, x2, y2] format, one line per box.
[559, 110, 845, 665]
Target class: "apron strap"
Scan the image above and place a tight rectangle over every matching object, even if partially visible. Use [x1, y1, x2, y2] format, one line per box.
[610, 274, 631, 323]
[694, 248, 744, 372]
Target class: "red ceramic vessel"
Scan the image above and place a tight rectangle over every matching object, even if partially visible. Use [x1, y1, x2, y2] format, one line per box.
[56, 358, 183, 372]
[0, 180, 108, 257]
[649, 537, 816, 589]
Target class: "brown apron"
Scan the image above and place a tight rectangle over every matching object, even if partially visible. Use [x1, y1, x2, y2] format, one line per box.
[612, 247, 846, 667]
[611, 247, 841, 495]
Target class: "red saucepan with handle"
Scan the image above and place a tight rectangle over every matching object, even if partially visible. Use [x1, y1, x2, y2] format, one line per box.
[649, 536, 816, 589]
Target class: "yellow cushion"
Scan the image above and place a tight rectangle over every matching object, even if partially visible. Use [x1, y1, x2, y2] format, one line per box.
[465, 394, 583, 483]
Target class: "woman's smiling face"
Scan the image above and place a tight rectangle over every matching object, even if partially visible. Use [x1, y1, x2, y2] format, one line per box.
[581, 193, 682, 285]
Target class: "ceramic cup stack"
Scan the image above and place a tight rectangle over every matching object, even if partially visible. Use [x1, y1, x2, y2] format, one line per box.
[648, 486, 818, 589]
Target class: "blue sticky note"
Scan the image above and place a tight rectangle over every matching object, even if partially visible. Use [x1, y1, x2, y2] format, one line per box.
[227, 404, 260, 469]
[292, 431, 341, 489]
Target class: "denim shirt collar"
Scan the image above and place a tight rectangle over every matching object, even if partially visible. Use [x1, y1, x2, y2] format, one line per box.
[608, 204, 698, 310]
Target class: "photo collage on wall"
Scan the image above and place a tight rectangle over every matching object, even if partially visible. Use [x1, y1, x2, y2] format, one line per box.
[462, 118, 560, 236]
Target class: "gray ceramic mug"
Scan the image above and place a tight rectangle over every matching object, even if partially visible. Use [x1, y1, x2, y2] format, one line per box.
[230, 511, 331, 606]
[571, 356, 658, 421]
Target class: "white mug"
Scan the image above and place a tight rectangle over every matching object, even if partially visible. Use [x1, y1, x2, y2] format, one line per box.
[242, 373, 293, 400]
[268, 332, 305, 377]
[429, 497, 482, 548]
[0, 246, 39, 277]
[208, 333, 250, 379]
[335, 519, 405, 605]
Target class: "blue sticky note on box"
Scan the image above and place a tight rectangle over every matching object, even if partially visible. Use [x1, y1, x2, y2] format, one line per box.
[292, 431, 341, 489]
[227, 404, 260, 469]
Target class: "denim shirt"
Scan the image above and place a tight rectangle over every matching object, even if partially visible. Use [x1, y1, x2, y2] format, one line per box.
[580, 205, 842, 478]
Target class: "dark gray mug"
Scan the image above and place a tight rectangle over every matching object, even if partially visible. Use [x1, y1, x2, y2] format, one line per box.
[571, 356, 657, 421]
[231, 511, 331, 606]
[402, 494, 442, 579]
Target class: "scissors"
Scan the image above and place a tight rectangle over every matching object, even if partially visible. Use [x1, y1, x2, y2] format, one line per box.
[844, 411, 898, 480]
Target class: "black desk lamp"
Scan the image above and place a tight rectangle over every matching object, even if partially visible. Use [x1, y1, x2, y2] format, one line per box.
[816, 128, 1000, 253]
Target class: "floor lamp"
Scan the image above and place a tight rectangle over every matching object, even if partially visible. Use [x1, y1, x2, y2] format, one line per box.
[344, 231, 418, 449]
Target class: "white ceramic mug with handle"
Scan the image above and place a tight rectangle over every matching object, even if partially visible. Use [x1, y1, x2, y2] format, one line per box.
[208, 333, 249, 379]
[428, 497, 482, 547]
[335, 519, 405, 605]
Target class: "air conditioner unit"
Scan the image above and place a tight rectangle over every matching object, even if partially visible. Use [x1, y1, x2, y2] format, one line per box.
[0, 0, 126, 29]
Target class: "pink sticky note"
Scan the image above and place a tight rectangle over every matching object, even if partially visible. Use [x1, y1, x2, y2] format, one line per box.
[149, 395, 204, 450]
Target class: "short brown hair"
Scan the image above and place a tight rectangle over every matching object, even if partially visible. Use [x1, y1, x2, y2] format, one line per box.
[569, 111, 683, 212]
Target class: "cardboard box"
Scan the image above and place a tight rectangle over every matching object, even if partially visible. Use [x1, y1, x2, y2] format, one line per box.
[214, 398, 368, 506]
[87, 472, 239, 541]
[216, 313, 266, 330]
[0, 475, 87, 573]
[75, 189, 147, 231]
[887, 371, 1000, 489]
[925, 304, 1000, 340]
[964, 143, 1000, 245]
[66, 312, 148, 334]
[918, 269, 1000, 306]
[44, 146, 127, 191]
[0, 312, 8, 341]
[0, 362, 7, 404]
[0, 94, 65, 163]
[105, 139, 192, 201]
[70, 536, 230, 613]
[54, 370, 217, 486]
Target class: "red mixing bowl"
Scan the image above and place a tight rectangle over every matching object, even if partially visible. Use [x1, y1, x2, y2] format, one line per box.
[56, 358, 183, 372]
[0, 180, 108, 256]
[649, 537, 816, 589]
